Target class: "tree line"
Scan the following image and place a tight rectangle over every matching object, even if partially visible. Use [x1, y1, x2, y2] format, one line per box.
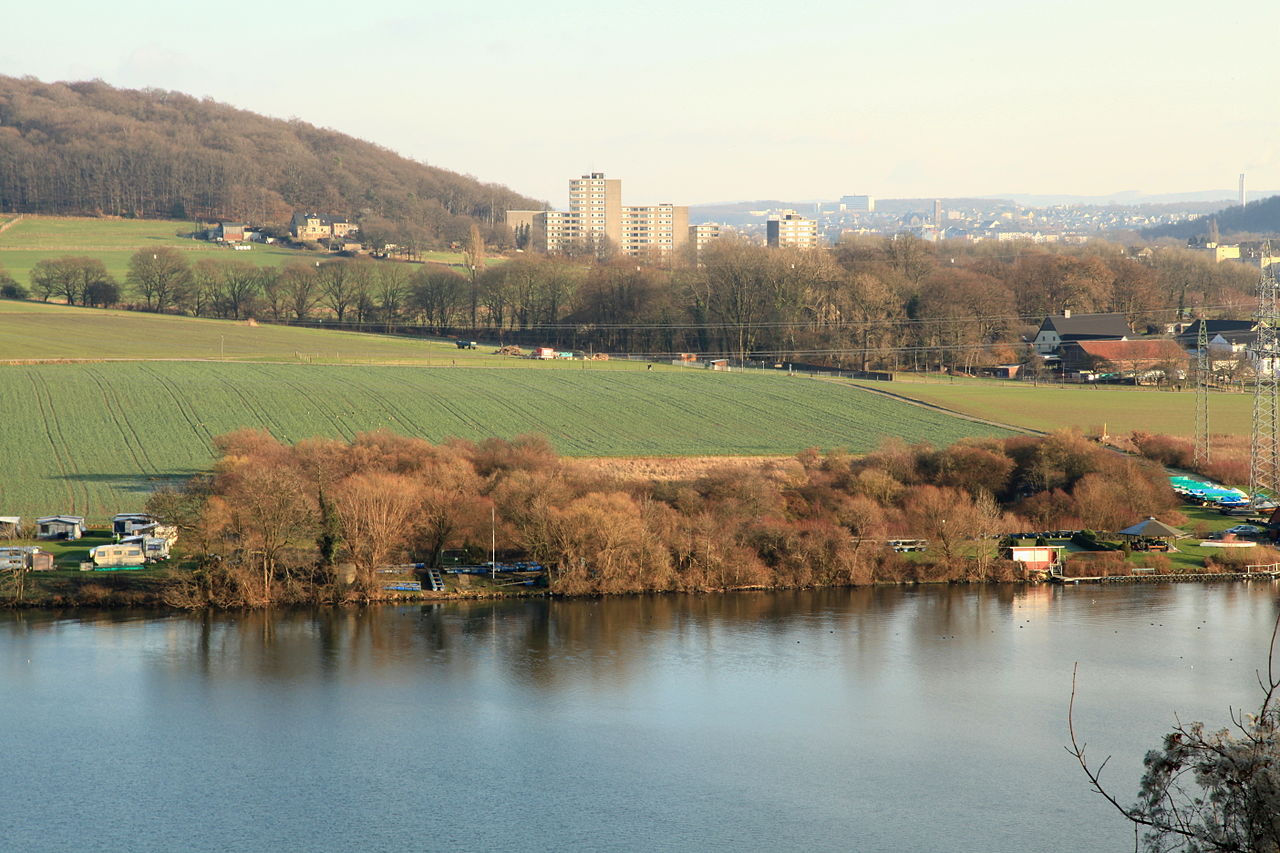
[3, 229, 1261, 368]
[144, 428, 1180, 607]
[0, 76, 541, 249]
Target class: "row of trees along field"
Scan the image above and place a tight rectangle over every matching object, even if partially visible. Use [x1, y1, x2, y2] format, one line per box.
[1, 230, 1259, 367]
[142, 428, 1201, 607]
[0, 76, 541, 247]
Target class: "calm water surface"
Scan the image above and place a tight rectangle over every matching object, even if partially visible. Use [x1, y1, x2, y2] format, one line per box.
[4, 583, 1279, 852]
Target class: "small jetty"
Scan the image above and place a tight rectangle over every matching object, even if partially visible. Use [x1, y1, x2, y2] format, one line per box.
[1049, 568, 1280, 585]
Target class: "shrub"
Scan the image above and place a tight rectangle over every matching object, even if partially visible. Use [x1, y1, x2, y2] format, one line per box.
[1200, 456, 1250, 489]
[1071, 529, 1098, 548]
[1130, 431, 1194, 468]
[1064, 551, 1126, 577]
[1205, 545, 1280, 573]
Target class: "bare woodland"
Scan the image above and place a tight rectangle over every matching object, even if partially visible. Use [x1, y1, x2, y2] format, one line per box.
[0, 76, 540, 247]
[143, 429, 1182, 607]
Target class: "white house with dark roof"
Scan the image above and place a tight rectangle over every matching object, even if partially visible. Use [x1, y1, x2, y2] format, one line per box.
[1033, 311, 1130, 355]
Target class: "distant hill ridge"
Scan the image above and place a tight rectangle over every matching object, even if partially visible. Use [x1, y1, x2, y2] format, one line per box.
[0, 76, 542, 245]
[1142, 195, 1280, 240]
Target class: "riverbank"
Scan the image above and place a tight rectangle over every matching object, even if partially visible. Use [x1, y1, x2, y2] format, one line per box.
[7, 563, 1277, 611]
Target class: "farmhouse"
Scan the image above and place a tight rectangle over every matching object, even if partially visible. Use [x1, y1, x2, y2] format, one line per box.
[1033, 311, 1129, 355]
[1175, 318, 1255, 349]
[0, 516, 19, 538]
[290, 212, 358, 243]
[1059, 339, 1187, 381]
[36, 515, 84, 540]
[1202, 329, 1280, 375]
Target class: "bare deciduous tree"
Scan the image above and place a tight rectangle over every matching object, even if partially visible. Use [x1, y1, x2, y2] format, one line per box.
[1070, 621, 1280, 853]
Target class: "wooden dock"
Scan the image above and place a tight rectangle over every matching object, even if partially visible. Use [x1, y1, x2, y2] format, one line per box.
[1051, 571, 1280, 585]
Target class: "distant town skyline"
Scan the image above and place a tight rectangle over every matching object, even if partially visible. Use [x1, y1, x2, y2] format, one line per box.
[6, 0, 1279, 206]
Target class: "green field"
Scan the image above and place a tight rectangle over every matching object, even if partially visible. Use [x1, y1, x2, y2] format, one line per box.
[0, 215, 476, 286]
[851, 376, 1252, 440]
[0, 362, 1011, 520]
[0, 298, 581, 365]
[0, 299, 620, 367]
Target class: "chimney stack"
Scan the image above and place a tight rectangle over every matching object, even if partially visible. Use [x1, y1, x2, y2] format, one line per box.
[1063, 309, 1072, 319]
[1240, 172, 1247, 207]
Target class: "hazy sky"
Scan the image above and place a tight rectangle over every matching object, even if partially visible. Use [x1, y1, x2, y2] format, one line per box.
[5, 0, 1279, 206]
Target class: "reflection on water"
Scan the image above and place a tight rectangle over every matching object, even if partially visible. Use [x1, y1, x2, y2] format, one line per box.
[3, 584, 1279, 853]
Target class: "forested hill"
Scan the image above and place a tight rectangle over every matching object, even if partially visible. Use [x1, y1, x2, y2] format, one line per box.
[1143, 194, 1280, 240]
[0, 76, 542, 245]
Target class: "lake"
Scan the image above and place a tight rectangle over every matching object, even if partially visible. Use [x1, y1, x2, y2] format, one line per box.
[3, 583, 1277, 852]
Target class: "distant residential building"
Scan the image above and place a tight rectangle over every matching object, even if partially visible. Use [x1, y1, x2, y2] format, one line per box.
[622, 203, 687, 256]
[521, 173, 689, 257]
[0, 516, 19, 538]
[1033, 311, 1130, 355]
[506, 209, 546, 251]
[689, 223, 722, 258]
[1174, 318, 1255, 350]
[839, 194, 875, 212]
[290, 212, 358, 243]
[1194, 241, 1242, 263]
[766, 211, 819, 249]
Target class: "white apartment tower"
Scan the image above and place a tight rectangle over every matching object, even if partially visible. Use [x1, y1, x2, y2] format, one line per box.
[535, 173, 688, 257]
[766, 211, 820, 249]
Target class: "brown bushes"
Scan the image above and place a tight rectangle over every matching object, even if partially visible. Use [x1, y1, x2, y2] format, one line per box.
[149, 427, 1195, 603]
[1204, 545, 1280, 573]
[1131, 431, 1194, 469]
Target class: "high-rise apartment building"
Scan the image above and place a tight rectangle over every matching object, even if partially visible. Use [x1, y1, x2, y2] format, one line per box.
[766, 211, 820, 249]
[689, 222, 722, 258]
[621, 204, 688, 255]
[513, 173, 688, 257]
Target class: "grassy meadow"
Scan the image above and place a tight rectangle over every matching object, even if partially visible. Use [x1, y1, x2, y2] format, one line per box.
[0, 299, 612, 366]
[0, 215, 477, 286]
[851, 375, 1252, 440]
[0, 298, 519, 364]
[0, 362, 1011, 520]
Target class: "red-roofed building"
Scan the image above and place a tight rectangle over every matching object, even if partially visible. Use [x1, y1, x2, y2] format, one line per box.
[1060, 339, 1188, 380]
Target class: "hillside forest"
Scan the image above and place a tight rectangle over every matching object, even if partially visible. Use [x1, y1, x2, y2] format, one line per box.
[0, 76, 542, 248]
[0, 232, 1259, 371]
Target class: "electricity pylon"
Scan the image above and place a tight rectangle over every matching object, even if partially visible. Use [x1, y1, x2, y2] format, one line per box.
[1194, 317, 1210, 467]
[1249, 246, 1280, 508]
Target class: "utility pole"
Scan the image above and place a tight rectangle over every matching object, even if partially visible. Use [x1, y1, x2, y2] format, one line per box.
[1249, 247, 1279, 508]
